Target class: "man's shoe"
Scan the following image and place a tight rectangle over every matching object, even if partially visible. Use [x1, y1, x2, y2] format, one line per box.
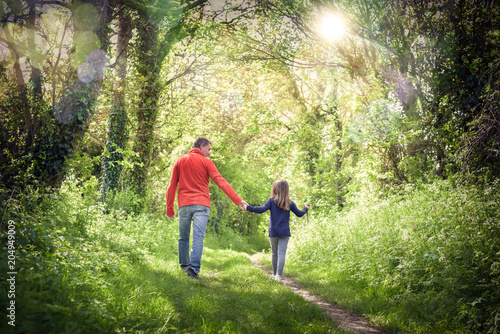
[186, 267, 200, 279]
[275, 275, 282, 283]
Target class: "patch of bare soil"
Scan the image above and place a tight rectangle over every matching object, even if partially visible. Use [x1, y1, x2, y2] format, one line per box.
[248, 254, 386, 334]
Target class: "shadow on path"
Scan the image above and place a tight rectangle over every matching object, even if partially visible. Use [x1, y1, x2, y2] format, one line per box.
[247, 254, 386, 334]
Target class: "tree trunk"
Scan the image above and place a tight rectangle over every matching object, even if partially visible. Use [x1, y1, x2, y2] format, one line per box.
[128, 17, 163, 198]
[127, 0, 208, 197]
[334, 112, 344, 208]
[101, 3, 131, 201]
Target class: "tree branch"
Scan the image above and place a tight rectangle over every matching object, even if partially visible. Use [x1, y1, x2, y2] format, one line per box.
[182, 0, 208, 12]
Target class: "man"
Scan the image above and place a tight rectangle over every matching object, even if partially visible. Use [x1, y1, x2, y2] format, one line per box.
[166, 137, 247, 279]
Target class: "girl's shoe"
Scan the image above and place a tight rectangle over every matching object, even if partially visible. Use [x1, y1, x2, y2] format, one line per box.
[275, 275, 282, 283]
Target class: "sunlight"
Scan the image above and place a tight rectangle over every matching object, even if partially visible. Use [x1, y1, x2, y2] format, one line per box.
[318, 13, 346, 41]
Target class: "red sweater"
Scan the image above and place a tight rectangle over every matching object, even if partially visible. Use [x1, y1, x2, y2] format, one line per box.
[166, 149, 242, 216]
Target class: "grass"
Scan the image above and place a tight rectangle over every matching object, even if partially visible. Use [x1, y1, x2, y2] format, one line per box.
[0, 176, 345, 334]
[3, 176, 499, 333]
[284, 178, 500, 333]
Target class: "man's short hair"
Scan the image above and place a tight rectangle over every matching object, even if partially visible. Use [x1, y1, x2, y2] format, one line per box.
[193, 137, 212, 148]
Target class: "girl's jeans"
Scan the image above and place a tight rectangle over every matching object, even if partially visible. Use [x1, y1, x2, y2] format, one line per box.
[178, 205, 210, 274]
[269, 236, 290, 276]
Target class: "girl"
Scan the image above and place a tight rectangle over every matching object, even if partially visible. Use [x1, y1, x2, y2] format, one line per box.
[244, 180, 310, 282]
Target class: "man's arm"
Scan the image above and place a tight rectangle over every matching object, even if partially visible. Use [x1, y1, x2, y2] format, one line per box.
[206, 160, 242, 205]
[166, 162, 180, 217]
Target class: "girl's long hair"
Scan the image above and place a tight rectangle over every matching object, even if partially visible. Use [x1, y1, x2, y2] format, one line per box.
[271, 180, 291, 211]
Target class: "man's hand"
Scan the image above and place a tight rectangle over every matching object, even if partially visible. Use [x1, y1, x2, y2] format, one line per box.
[167, 215, 175, 220]
[238, 201, 248, 211]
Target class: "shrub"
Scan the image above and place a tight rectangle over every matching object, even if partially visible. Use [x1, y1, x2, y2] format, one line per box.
[288, 178, 500, 333]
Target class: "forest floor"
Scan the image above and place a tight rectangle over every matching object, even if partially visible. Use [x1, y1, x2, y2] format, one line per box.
[248, 254, 386, 334]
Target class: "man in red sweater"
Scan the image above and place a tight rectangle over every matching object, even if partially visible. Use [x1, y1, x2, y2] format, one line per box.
[166, 137, 247, 279]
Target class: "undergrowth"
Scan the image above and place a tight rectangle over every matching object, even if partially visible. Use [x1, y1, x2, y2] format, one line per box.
[286, 178, 500, 333]
[0, 175, 339, 333]
[3, 171, 498, 333]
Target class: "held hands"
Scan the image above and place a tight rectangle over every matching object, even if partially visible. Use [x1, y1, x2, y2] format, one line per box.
[238, 201, 249, 212]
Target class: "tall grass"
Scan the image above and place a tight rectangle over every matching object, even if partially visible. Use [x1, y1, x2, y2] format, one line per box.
[286, 178, 500, 333]
[0, 175, 344, 333]
[3, 172, 498, 333]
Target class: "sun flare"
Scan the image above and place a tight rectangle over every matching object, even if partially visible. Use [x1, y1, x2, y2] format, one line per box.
[319, 13, 347, 41]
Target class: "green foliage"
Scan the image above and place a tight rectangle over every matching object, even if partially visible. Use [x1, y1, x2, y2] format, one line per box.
[209, 152, 272, 236]
[287, 178, 500, 333]
[2, 1, 500, 332]
[100, 108, 129, 202]
[459, 59, 500, 173]
[0, 79, 100, 188]
[0, 75, 54, 187]
[348, 99, 403, 145]
[0, 0, 111, 189]
[100, 145, 145, 212]
[105, 186, 144, 214]
[0, 174, 340, 334]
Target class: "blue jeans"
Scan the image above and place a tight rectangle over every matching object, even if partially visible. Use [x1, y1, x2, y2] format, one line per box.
[269, 236, 290, 276]
[178, 205, 210, 274]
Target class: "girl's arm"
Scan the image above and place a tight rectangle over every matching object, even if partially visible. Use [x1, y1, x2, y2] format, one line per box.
[290, 201, 309, 217]
[246, 198, 273, 214]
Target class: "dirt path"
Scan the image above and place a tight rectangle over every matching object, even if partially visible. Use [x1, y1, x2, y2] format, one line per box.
[248, 254, 386, 334]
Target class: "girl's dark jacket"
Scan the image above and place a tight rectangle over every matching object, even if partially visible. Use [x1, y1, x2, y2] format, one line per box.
[247, 198, 308, 237]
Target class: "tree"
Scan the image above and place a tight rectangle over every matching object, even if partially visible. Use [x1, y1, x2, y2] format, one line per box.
[126, 0, 208, 198]
[34, 0, 113, 185]
[346, 0, 500, 178]
[459, 58, 500, 173]
[100, 2, 132, 201]
[0, 0, 114, 188]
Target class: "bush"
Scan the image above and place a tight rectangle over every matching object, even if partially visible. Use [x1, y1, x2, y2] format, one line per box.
[0, 167, 272, 333]
[288, 178, 500, 333]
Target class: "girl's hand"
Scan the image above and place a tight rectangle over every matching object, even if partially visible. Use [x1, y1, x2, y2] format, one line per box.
[238, 201, 248, 211]
[305, 204, 310, 210]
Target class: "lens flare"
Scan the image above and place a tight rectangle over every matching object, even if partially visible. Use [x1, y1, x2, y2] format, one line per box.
[319, 13, 347, 41]
[73, 3, 99, 31]
[29, 49, 47, 69]
[77, 61, 95, 84]
[77, 48, 108, 83]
